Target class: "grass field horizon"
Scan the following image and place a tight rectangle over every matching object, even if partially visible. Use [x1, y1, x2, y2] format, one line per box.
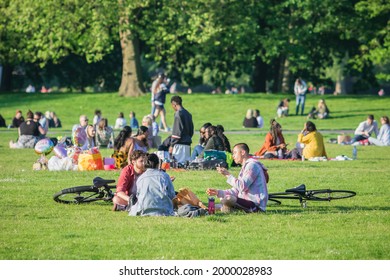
[0, 92, 389, 260]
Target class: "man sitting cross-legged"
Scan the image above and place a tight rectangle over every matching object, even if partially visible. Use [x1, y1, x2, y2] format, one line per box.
[206, 143, 268, 213]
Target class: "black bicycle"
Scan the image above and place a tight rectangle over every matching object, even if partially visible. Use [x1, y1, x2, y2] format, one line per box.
[268, 184, 356, 208]
[53, 177, 116, 204]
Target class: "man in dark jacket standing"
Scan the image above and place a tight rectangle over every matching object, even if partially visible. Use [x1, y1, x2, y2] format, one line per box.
[169, 96, 194, 164]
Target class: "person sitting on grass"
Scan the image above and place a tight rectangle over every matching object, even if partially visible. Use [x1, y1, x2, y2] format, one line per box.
[129, 153, 176, 216]
[190, 122, 212, 160]
[127, 126, 149, 163]
[307, 99, 330, 119]
[112, 150, 147, 211]
[349, 114, 379, 145]
[95, 118, 115, 148]
[199, 125, 225, 158]
[254, 119, 287, 159]
[206, 143, 268, 213]
[9, 110, 45, 149]
[112, 126, 133, 169]
[297, 121, 327, 160]
[368, 116, 390, 146]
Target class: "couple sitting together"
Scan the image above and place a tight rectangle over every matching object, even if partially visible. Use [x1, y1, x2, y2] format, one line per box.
[113, 143, 269, 216]
[254, 119, 327, 160]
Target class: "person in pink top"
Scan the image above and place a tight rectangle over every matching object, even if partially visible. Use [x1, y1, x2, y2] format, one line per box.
[206, 143, 269, 213]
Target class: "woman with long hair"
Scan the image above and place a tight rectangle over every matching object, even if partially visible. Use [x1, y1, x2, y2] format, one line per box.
[95, 118, 114, 148]
[112, 126, 132, 168]
[127, 126, 149, 162]
[254, 119, 287, 158]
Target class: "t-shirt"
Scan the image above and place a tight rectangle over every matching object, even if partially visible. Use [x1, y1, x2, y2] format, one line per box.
[19, 120, 41, 137]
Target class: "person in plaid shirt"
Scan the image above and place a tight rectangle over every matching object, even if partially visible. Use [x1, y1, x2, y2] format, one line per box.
[207, 143, 268, 213]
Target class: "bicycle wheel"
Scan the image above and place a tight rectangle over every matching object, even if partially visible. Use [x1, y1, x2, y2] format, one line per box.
[53, 186, 103, 204]
[308, 189, 356, 201]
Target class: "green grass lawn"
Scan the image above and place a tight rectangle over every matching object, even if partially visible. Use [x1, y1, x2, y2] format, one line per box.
[0, 92, 389, 260]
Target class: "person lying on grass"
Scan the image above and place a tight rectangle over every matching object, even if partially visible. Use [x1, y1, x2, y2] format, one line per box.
[206, 143, 268, 213]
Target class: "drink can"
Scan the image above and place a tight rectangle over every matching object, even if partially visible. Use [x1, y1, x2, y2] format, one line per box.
[208, 197, 215, 215]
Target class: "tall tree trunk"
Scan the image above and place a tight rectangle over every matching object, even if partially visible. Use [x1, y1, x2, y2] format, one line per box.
[118, 1, 145, 97]
[0, 64, 13, 92]
[252, 56, 267, 93]
[281, 57, 290, 93]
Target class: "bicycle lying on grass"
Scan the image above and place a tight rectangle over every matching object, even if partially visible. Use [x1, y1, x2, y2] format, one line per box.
[268, 184, 356, 208]
[53, 178, 356, 208]
[53, 177, 116, 204]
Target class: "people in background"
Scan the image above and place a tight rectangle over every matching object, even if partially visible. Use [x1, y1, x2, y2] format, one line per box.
[243, 109, 258, 128]
[10, 110, 25, 128]
[307, 99, 330, 119]
[254, 119, 287, 158]
[127, 126, 149, 162]
[9, 110, 45, 149]
[350, 115, 379, 144]
[49, 111, 62, 128]
[191, 122, 212, 160]
[368, 116, 390, 146]
[277, 98, 290, 118]
[81, 124, 96, 150]
[95, 118, 115, 148]
[112, 126, 133, 169]
[72, 115, 89, 133]
[34, 111, 48, 138]
[93, 109, 102, 127]
[168, 96, 194, 164]
[216, 124, 231, 153]
[129, 111, 139, 130]
[253, 109, 264, 129]
[294, 78, 307, 115]
[114, 112, 127, 129]
[199, 125, 224, 158]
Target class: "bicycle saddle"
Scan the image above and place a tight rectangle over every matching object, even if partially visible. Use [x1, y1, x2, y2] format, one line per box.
[285, 184, 306, 194]
[93, 177, 115, 187]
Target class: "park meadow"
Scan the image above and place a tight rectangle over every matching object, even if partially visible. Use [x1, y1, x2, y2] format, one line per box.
[0, 92, 389, 260]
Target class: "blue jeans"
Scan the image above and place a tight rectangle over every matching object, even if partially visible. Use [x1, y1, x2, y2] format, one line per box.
[190, 145, 204, 160]
[295, 94, 306, 115]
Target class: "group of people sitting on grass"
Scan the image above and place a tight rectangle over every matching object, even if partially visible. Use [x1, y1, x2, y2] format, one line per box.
[343, 114, 390, 146]
[112, 143, 268, 216]
[253, 118, 327, 160]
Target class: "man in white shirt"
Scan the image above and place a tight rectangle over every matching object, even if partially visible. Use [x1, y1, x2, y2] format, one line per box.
[351, 114, 379, 144]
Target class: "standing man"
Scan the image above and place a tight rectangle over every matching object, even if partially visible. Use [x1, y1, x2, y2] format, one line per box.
[206, 143, 269, 213]
[169, 95, 194, 164]
[294, 78, 307, 115]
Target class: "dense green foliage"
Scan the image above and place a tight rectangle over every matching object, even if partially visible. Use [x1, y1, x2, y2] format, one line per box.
[0, 92, 389, 260]
[1, 0, 389, 92]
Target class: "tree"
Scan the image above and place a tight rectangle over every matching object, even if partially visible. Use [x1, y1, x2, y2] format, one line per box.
[3, 0, 146, 96]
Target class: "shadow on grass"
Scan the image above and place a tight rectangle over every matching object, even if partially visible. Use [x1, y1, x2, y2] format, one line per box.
[266, 204, 390, 215]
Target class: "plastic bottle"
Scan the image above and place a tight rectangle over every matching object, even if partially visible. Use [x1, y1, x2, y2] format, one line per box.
[208, 197, 215, 215]
[352, 146, 357, 160]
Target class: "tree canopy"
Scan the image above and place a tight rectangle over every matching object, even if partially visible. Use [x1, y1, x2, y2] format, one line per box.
[0, 0, 389, 94]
